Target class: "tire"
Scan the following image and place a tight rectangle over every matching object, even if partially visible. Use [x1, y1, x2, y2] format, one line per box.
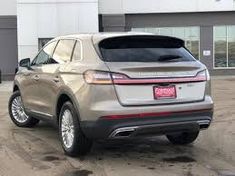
[166, 131, 199, 145]
[8, 91, 40, 128]
[59, 101, 92, 157]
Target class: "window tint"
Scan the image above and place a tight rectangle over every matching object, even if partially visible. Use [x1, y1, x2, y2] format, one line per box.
[32, 41, 57, 66]
[53, 40, 76, 63]
[132, 27, 200, 59]
[99, 36, 195, 62]
[72, 41, 82, 60]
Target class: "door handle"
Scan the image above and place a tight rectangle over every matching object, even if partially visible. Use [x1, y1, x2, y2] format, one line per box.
[32, 75, 40, 81]
[53, 76, 60, 83]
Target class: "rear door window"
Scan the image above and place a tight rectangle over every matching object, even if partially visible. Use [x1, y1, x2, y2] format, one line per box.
[99, 36, 196, 62]
[52, 39, 76, 64]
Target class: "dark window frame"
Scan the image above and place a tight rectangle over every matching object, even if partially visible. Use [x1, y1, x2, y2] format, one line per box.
[71, 40, 83, 61]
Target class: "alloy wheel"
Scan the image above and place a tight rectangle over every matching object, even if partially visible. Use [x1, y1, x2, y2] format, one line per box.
[11, 96, 29, 123]
[61, 109, 75, 149]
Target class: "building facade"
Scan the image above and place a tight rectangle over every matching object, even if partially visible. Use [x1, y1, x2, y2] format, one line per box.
[99, 0, 235, 75]
[1, 0, 235, 80]
[17, 0, 99, 60]
[0, 0, 18, 80]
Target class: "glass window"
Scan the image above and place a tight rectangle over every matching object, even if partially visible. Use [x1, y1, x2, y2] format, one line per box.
[99, 36, 195, 62]
[214, 26, 227, 67]
[214, 26, 227, 38]
[32, 41, 57, 66]
[184, 27, 200, 59]
[147, 28, 159, 33]
[228, 26, 235, 67]
[214, 38, 227, 67]
[173, 27, 185, 39]
[214, 25, 235, 68]
[131, 28, 146, 32]
[53, 39, 76, 64]
[72, 41, 82, 61]
[185, 27, 199, 39]
[159, 28, 173, 36]
[131, 26, 200, 59]
[38, 38, 53, 50]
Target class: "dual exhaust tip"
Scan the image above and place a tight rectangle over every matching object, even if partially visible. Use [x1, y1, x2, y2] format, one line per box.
[110, 127, 138, 138]
[110, 120, 211, 138]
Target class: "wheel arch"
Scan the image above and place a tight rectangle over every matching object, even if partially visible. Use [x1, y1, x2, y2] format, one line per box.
[55, 90, 81, 124]
[13, 82, 21, 93]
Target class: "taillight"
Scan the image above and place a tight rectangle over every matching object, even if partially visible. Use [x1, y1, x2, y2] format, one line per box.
[83, 70, 128, 85]
[83, 70, 208, 85]
[83, 70, 112, 84]
[196, 70, 208, 81]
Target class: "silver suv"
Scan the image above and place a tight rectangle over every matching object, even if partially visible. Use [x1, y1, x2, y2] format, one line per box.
[8, 33, 214, 156]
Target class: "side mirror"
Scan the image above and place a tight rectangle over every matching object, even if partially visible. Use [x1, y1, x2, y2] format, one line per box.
[19, 58, 31, 69]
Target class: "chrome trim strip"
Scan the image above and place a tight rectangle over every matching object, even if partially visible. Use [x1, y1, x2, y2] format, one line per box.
[197, 120, 211, 130]
[109, 120, 211, 138]
[30, 109, 53, 117]
[197, 120, 210, 125]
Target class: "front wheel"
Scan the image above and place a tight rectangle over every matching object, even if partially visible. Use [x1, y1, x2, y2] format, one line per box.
[166, 131, 199, 145]
[8, 91, 40, 127]
[59, 101, 92, 157]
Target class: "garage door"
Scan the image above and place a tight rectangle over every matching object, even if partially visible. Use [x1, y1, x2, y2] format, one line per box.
[0, 16, 18, 81]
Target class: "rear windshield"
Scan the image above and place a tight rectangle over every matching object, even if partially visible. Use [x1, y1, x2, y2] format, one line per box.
[99, 36, 196, 62]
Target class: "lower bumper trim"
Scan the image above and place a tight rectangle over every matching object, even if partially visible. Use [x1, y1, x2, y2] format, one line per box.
[80, 109, 213, 140]
[109, 120, 211, 139]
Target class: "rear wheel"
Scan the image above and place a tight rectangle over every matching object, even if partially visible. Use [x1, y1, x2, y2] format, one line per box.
[59, 101, 92, 156]
[166, 131, 199, 145]
[8, 91, 40, 127]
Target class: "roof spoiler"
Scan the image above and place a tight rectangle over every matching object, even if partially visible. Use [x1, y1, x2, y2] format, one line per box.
[99, 35, 185, 49]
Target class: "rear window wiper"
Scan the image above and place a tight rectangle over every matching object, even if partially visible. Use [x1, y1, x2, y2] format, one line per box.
[158, 55, 183, 62]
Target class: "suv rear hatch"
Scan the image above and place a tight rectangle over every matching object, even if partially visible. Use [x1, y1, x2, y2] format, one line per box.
[98, 35, 207, 106]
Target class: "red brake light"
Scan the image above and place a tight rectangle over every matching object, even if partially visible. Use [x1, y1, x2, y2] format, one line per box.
[83, 70, 112, 84]
[100, 109, 212, 120]
[195, 70, 207, 81]
[84, 70, 207, 85]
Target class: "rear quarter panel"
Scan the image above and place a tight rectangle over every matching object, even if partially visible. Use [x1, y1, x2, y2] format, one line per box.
[53, 37, 113, 121]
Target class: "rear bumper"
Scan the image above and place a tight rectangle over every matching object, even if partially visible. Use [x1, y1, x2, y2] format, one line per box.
[80, 108, 213, 140]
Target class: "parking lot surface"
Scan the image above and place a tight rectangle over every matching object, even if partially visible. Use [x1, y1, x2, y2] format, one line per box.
[0, 77, 234, 176]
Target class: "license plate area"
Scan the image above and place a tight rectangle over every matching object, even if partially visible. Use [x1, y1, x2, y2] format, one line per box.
[153, 85, 176, 100]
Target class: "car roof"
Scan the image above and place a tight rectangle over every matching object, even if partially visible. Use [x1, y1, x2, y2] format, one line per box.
[53, 32, 155, 41]
[53, 32, 183, 45]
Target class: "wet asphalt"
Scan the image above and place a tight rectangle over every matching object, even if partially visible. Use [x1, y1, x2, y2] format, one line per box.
[0, 77, 234, 176]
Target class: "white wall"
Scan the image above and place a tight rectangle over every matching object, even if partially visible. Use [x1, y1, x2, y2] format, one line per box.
[17, 0, 99, 59]
[0, 0, 17, 15]
[99, 0, 235, 14]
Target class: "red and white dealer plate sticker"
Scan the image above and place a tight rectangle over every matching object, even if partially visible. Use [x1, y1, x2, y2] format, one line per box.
[153, 86, 176, 99]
